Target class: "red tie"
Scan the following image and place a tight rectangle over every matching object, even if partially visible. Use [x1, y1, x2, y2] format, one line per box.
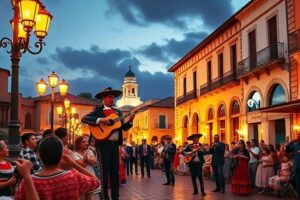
[103, 109, 115, 117]
[143, 145, 147, 156]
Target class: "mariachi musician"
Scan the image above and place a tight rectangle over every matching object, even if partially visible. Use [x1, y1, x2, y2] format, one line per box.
[181, 133, 206, 196]
[82, 87, 135, 200]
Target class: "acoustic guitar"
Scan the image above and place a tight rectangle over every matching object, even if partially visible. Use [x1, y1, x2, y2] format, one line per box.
[89, 109, 143, 141]
[184, 145, 202, 164]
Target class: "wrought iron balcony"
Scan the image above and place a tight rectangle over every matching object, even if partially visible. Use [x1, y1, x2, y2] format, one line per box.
[200, 70, 238, 95]
[237, 42, 285, 77]
[289, 29, 300, 54]
[176, 89, 199, 106]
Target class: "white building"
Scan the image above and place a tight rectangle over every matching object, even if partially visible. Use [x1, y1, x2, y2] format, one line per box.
[116, 66, 143, 109]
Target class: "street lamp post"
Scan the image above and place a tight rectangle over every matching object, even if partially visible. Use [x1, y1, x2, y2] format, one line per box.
[0, 0, 52, 153]
[36, 72, 69, 132]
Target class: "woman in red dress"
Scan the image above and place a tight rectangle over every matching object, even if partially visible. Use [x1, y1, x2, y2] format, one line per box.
[119, 145, 126, 184]
[231, 140, 251, 196]
[172, 146, 180, 174]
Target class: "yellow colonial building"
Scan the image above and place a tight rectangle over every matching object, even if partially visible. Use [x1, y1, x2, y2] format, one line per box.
[169, 0, 294, 145]
[127, 97, 175, 145]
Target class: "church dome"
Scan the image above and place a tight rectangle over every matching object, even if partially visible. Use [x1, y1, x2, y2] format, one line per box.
[125, 66, 135, 77]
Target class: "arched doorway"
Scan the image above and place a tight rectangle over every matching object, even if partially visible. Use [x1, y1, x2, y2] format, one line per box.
[182, 116, 189, 143]
[268, 84, 287, 144]
[207, 107, 214, 144]
[192, 113, 199, 134]
[217, 104, 226, 142]
[25, 112, 32, 130]
[151, 136, 158, 145]
[230, 100, 240, 143]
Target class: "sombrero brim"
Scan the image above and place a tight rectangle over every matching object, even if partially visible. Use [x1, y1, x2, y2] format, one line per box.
[95, 90, 122, 99]
[187, 133, 203, 140]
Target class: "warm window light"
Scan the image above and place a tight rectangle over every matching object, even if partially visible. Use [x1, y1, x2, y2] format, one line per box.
[10, 19, 27, 39]
[48, 71, 59, 88]
[59, 79, 69, 96]
[64, 99, 70, 109]
[56, 106, 63, 116]
[18, 0, 40, 32]
[34, 8, 52, 40]
[70, 107, 77, 115]
[36, 78, 47, 96]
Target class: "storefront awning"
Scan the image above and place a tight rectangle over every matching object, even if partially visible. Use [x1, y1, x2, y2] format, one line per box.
[260, 99, 300, 113]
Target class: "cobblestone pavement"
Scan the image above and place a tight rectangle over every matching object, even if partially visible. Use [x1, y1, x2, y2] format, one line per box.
[119, 169, 298, 200]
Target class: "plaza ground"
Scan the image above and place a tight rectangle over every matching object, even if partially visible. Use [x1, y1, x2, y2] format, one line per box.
[119, 169, 297, 200]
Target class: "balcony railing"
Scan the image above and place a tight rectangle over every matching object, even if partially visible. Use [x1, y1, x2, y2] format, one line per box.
[176, 89, 199, 106]
[154, 124, 173, 129]
[200, 70, 238, 95]
[289, 29, 300, 54]
[237, 42, 285, 77]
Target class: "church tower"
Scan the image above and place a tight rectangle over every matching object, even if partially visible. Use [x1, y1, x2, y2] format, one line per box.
[116, 66, 143, 108]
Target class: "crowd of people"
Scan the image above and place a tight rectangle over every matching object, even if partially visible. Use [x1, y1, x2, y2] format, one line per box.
[0, 86, 299, 200]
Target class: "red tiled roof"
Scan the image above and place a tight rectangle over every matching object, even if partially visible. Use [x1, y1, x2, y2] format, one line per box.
[148, 97, 174, 108]
[0, 68, 11, 76]
[33, 92, 101, 106]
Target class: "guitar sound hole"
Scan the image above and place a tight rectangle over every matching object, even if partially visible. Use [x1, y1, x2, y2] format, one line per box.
[108, 119, 114, 126]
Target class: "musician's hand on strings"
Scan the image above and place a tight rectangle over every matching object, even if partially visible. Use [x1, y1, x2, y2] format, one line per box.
[99, 118, 111, 125]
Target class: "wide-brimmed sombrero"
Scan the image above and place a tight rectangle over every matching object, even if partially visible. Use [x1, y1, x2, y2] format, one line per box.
[95, 87, 122, 99]
[187, 133, 203, 140]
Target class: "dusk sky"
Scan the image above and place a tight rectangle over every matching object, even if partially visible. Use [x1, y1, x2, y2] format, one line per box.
[0, 0, 249, 100]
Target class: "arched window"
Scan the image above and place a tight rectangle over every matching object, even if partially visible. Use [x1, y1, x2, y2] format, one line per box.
[183, 116, 188, 128]
[25, 112, 32, 129]
[151, 136, 158, 143]
[247, 91, 261, 112]
[269, 84, 286, 106]
[207, 108, 214, 121]
[218, 104, 226, 118]
[231, 100, 240, 115]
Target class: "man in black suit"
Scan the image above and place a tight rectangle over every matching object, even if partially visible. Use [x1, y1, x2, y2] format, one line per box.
[81, 87, 134, 200]
[130, 142, 139, 175]
[124, 145, 132, 176]
[182, 134, 206, 196]
[209, 134, 225, 193]
[162, 136, 176, 186]
[286, 133, 300, 199]
[138, 139, 151, 178]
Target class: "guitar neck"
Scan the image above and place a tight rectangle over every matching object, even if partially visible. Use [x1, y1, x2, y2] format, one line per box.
[113, 112, 133, 123]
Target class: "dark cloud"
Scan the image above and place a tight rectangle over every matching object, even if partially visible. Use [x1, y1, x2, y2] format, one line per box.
[106, 0, 233, 29]
[137, 31, 208, 62]
[36, 57, 50, 65]
[50, 46, 173, 100]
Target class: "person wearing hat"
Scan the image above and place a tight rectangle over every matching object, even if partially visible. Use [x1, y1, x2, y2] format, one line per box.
[138, 139, 151, 178]
[181, 134, 206, 196]
[162, 136, 176, 186]
[81, 87, 135, 200]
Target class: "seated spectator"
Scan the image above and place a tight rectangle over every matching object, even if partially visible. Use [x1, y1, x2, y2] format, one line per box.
[0, 140, 16, 198]
[19, 132, 42, 173]
[15, 136, 100, 200]
[268, 155, 291, 194]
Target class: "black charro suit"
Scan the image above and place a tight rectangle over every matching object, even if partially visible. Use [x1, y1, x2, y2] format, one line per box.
[162, 143, 176, 184]
[82, 105, 132, 200]
[182, 143, 206, 194]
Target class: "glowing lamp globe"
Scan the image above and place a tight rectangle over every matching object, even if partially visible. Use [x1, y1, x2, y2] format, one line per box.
[64, 99, 70, 109]
[48, 71, 59, 88]
[56, 106, 63, 116]
[59, 79, 69, 96]
[34, 8, 52, 40]
[18, 0, 40, 32]
[36, 78, 47, 96]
